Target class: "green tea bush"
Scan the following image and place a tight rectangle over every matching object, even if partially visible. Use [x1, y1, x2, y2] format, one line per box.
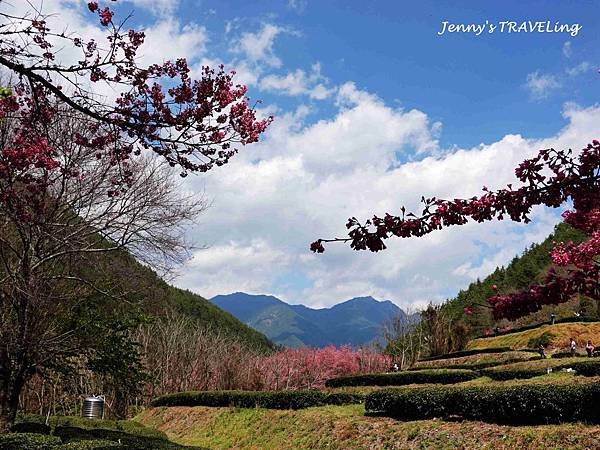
[481, 365, 549, 380]
[11, 422, 51, 435]
[325, 369, 478, 388]
[365, 383, 600, 424]
[552, 351, 579, 358]
[151, 389, 363, 409]
[481, 358, 600, 380]
[408, 355, 541, 372]
[0, 433, 61, 450]
[562, 360, 600, 376]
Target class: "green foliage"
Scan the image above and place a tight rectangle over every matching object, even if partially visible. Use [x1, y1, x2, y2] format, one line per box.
[365, 382, 600, 424]
[0, 433, 61, 450]
[57, 441, 120, 449]
[15, 415, 166, 441]
[408, 357, 539, 372]
[551, 351, 578, 358]
[11, 422, 51, 435]
[150, 390, 364, 409]
[53, 426, 197, 449]
[324, 369, 478, 388]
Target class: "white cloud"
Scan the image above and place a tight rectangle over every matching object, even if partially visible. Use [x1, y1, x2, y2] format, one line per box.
[260, 63, 334, 99]
[175, 72, 600, 309]
[525, 71, 561, 100]
[562, 41, 572, 58]
[287, 0, 307, 13]
[233, 24, 291, 68]
[566, 61, 591, 77]
[176, 240, 290, 298]
[138, 19, 208, 66]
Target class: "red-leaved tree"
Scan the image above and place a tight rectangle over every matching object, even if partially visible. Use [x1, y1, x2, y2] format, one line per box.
[312, 142, 600, 321]
[0, 0, 271, 430]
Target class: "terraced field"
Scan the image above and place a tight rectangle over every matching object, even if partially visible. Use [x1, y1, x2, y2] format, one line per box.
[9, 321, 600, 449]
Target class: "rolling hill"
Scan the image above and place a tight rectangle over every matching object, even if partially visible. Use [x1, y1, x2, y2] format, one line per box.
[211, 292, 412, 348]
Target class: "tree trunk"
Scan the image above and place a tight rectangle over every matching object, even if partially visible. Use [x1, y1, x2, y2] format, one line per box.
[0, 366, 26, 432]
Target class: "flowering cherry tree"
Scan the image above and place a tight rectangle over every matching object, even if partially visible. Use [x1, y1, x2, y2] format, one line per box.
[0, 0, 271, 429]
[312, 142, 600, 321]
[0, 1, 272, 178]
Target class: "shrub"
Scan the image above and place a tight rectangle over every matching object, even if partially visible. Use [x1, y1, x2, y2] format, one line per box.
[324, 369, 478, 388]
[481, 364, 550, 381]
[58, 441, 120, 449]
[0, 433, 61, 450]
[480, 357, 599, 380]
[561, 360, 600, 376]
[365, 382, 600, 424]
[417, 348, 512, 362]
[528, 331, 555, 348]
[552, 351, 580, 358]
[150, 389, 364, 409]
[53, 427, 206, 449]
[408, 355, 542, 372]
[11, 422, 51, 435]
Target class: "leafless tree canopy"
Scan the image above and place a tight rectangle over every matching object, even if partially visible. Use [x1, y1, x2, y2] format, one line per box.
[0, 109, 207, 429]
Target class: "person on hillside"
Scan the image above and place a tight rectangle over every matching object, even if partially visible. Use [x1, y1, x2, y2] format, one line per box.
[538, 344, 546, 358]
[550, 313, 556, 325]
[570, 338, 577, 356]
[585, 340, 595, 357]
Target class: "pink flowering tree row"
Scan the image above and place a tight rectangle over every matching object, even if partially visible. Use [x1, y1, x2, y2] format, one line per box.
[253, 345, 391, 390]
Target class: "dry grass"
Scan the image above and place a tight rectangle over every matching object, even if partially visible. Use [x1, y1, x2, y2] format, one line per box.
[467, 322, 600, 351]
[136, 403, 600, 450]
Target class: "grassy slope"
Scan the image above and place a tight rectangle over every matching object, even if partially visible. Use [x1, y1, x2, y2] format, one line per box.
[136, 402, 600, 450]
[467, 322, 600, 351]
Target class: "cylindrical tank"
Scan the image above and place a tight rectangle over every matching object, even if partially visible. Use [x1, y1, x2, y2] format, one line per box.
[82, 396, 104, 419]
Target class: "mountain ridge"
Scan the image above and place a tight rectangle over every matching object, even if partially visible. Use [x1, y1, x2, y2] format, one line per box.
[211, 292, 412, 348]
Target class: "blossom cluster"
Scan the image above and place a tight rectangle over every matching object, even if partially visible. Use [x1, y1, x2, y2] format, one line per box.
[0, 0, 272, 182]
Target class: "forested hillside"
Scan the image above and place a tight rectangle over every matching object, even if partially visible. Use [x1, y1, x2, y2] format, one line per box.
[102, 252, 275, 353]
[443, 222, 590, 336]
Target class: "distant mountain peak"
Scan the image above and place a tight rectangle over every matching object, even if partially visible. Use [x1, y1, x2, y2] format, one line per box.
[211, 292, 408, 348]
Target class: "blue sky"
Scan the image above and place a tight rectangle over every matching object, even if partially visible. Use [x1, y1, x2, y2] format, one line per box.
[169, 0, 600, 148]
[32, 0, 600, 309]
